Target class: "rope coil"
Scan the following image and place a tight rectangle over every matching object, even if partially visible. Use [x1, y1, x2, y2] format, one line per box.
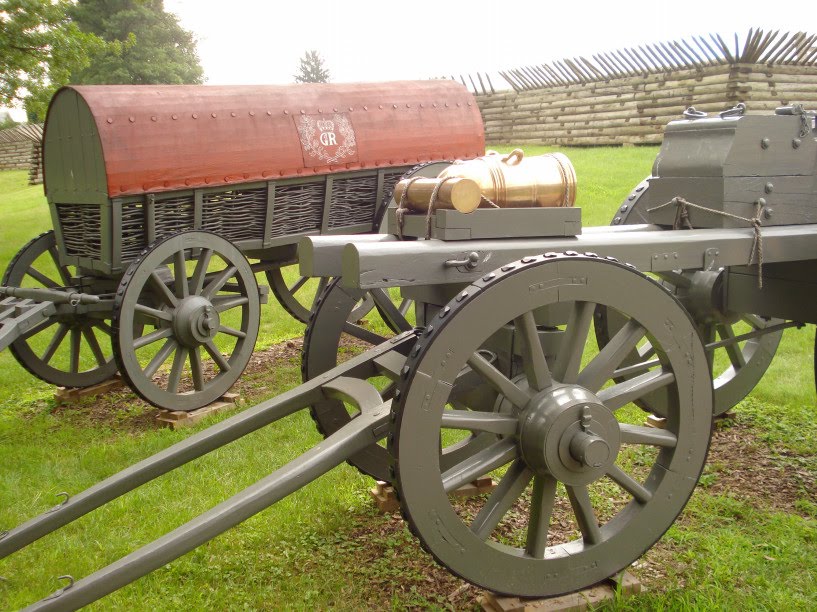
[647, 196, 766, 288]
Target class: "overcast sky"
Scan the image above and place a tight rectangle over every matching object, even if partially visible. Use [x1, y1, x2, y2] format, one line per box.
[163, 0, 808, 86]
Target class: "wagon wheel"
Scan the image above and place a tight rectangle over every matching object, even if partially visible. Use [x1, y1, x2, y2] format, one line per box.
[113, 231, 260, 411]
[391, 254, 712, 597]
[2, 231, 117, 388]
[604, 178, 783, 415]
[266, 267, 374, 325]
[301, 278, 414, 481]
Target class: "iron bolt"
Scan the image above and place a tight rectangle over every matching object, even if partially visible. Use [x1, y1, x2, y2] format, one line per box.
[760, 138, 770, 149]
[765, 182, 774, 194]
[792, 138, 801, 149]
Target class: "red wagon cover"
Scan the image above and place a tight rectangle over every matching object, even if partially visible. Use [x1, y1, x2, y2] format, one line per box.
[43, 80, 485, 198]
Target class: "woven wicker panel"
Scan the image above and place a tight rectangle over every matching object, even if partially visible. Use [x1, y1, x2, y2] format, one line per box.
[154, 194, 195, 240]
[201, 187, 267, 243]
[270, 182, 325, 237]
[56, 204, 102, 260]
[382, 170, 405, 202]
[327, 176, 378, 229]
[121, 201, 146, 261]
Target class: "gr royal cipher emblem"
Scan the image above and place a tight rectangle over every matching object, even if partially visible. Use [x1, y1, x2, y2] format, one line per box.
[296, 113, 358, 166]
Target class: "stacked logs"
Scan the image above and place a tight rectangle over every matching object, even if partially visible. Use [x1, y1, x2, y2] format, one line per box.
[462, 30, 817, 146]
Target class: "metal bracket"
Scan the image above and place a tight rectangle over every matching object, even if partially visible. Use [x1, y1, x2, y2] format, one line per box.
[704, 248, 721, 271]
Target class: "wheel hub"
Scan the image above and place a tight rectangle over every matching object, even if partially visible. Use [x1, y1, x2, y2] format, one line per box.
[172, 296, 220, 347]
[519, 385, 621, 486]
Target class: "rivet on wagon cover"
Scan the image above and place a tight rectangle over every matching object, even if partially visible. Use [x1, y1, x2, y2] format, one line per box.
[42, 80, 486, 200]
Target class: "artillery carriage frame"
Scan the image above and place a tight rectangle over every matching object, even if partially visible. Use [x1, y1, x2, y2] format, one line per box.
[0, 97, 815, 608]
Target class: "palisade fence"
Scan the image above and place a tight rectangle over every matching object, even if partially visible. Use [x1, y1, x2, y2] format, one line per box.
[0, 123, 43, 184]
[451, 29, 817, 145]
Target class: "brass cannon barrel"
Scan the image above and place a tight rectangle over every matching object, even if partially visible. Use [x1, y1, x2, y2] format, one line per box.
[438, 149, 577, 208]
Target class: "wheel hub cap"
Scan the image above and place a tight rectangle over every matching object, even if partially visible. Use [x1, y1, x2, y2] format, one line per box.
[173, 296, 220, 347]
[519, 385, 621, 486]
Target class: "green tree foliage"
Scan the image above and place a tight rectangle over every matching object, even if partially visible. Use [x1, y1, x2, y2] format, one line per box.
[68, 0, 203, 85]
[293, 50, 330, 83]
[0, 0, 108, 120]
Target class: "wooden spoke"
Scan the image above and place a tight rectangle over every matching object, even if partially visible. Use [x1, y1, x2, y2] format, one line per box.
[41, 324, 69, 364]
[289, 275, 309, 296]
[440, 409, 519, 436]
[134, 303, 173, 322]
[596, 369, 675, 411]
[212, 296, 250, 313]
[167, 347, 188, 394]
[619, 424, 678, 448]
[553, 301, 595, 383]
[370, 288, 412, 332]
[204, 340, 230, 372]
[578, 319, 645, 392]
[217, 325, 247, 339]
[514, 310, 552, 391]
[189, 248, 213, 295]
[189, 347, 204, 391]
[26, 267, 59, 289]
[566, 485, 602, 545]
[173, 250, 188, 299]
[526, 475, 558, 559]
[133, 327, 174, 350]
[467, 351, 530, 409]
[607, 465, 653, 504]
[69, 328, 81, 373]
[48, 244, 72, 285]
[82, 326, 107, 366]
[149, 271, 179, 308]
[143, 339, 178, 379]
[442, 438, 519, 493]
[717, 324, 747, 369]
[202, 265, 237, 300]
[470, 460, 533, 540]
[341, 321, 387, 345]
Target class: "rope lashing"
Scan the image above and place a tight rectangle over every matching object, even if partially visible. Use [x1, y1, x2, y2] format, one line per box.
[647, 196, 766, 288]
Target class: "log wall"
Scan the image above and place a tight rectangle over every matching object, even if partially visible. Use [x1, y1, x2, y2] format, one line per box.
[477, 64, 817, 146]
[0, 124, 44, 184]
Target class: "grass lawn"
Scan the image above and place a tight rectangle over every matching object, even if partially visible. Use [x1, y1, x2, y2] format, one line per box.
[0, 150, 815, 611]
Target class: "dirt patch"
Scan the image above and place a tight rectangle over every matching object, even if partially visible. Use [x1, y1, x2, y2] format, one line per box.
[41, 334, 373, 433]
[703, 418, 816, 515]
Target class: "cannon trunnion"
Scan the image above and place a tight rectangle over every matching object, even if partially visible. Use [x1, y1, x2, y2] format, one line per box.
[1, 103, 816, 607]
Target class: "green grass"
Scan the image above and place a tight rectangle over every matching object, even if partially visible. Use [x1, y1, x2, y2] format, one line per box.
[0, 151, 815, 611]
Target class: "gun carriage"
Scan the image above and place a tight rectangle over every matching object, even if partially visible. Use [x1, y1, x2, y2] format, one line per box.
[0, 81, 483, 410]
[1, 99, 815, 608]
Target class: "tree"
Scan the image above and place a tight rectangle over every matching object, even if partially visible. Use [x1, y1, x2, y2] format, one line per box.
[68, 0, 203, 86]
[293, 50, 330, 84]
[0, 0, 108, 120]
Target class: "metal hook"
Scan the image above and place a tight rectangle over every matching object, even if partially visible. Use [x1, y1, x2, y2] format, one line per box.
[719, 102, 746, 118]
[683, 107, 707, 119]
[46, 492, 70, 514]
[43, 575, 75, 601]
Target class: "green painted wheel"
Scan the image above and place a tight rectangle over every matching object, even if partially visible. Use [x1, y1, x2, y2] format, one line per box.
[266, 267, 374, 325]
[113, 231, 260, 411]
[302, 278, 413, 481]
[602, 179, 783, 416]
[2, 231, 117, 388]
[391, 254, 711, 597]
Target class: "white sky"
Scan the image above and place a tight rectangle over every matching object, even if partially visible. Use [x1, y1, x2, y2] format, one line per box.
[2, 0, 808, 121]
[164, 0, 807, 86]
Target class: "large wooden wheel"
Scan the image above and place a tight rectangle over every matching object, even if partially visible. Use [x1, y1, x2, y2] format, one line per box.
[605, 178, 783, 416]
[112, 231, 260, 410]
[2, 231, 117, 388]
[301, 278, 413, 481]
[391, 253, 712, 597]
